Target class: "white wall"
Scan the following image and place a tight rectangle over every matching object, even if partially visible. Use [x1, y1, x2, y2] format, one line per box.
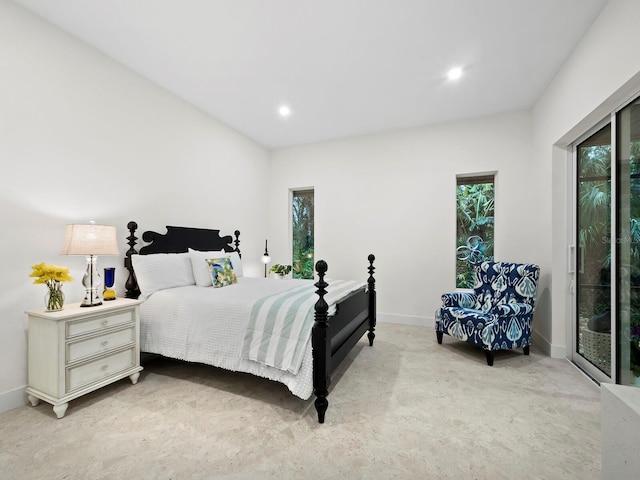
[0, 1, 270, 412]
[533, 0, 640, 357]
[268, 0, 640, 363]
[268, 111, 540, 326]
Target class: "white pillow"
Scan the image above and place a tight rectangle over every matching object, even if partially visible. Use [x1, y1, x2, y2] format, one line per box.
[188, 248, 224, 286]
[226, 251, 243, 277]
[188, 248, 243, 287]
[131, 252, 195, 298]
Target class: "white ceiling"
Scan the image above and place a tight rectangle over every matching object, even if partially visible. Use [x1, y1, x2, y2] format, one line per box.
[14, 0, 609, 149]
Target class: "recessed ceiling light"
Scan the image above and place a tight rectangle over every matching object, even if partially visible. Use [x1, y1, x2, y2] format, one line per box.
[447, 67, 463, 81]
[278, 105, 292, 117]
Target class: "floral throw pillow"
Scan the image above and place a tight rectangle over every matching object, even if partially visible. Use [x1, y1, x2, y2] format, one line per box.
[206, 257, 237, 288]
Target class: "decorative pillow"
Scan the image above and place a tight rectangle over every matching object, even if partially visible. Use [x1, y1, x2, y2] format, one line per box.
[206, 257, 237, 288]
[131, 252, 196, 299]
[189, 248, 243, 286]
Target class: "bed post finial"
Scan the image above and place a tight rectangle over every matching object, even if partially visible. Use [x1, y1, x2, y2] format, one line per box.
[312, 259, 330, 423]
[367, 254, 377, 346]
[124, 221, 141, 299]
[234, 230, 241, 258]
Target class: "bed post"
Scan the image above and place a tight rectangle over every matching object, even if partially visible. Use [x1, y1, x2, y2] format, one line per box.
[312, 260, 330, 424]
[367, 254, 377, 346]
[233, 230, 241, 258]
[124, 221, 141, 299]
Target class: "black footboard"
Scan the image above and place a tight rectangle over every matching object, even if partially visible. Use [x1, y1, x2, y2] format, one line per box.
[312, 255, 376, 423]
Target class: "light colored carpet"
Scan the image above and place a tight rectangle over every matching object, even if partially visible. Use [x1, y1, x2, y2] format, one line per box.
[0, 323, 601, 479]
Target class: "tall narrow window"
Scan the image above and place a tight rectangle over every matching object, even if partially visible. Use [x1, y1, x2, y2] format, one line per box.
[456, 175, 495, 288]
[292, 189, 314, 279]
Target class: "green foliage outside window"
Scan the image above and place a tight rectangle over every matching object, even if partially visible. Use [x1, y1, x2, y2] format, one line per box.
[579, 138, 640, 375]
[292, 190, 314, 279]
[456, 179, 495, 288]
[577, 143, 611, 322]
[625, 142, 640, 373]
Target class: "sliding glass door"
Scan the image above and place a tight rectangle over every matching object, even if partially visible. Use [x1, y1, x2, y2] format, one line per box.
[574, 97, 640, 387]
[616, 99, 640, 387]
[576, 125, 612, 380]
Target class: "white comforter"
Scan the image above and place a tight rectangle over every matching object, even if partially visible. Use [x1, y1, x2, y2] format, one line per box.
[139, 277, 363, 400]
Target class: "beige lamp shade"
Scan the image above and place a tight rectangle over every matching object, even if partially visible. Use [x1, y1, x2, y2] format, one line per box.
[61, 224, 119, 256]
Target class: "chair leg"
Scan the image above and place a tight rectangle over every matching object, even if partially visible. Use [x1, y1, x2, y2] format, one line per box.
[524, 345, 530, 355]
[436, 331, 443, 344]
[485, 350, 494, 366]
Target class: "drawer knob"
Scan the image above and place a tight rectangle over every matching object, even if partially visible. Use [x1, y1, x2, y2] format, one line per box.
[101, 364, 109, 371]
[102, 320, 109, 326]
[101, 340, 109, 346]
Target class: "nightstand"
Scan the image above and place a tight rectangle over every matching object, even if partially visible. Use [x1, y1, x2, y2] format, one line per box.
[25, 298, 143, 418]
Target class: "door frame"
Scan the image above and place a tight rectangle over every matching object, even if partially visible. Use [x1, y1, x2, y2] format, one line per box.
[570, 115, 616, 384]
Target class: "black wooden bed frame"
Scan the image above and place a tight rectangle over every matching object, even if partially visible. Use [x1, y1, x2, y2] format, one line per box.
[123, 221, 376, 423]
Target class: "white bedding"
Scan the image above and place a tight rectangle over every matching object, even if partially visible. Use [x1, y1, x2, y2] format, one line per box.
[139, 277, 364, 400]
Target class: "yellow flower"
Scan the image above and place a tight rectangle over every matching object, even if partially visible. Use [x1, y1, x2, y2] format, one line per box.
[29, 262, 74, 284]
[30, 262, 73, 310]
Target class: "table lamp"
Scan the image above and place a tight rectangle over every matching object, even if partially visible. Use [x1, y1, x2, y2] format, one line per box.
[262, 239, 271, 278]
[61, 223, 119, 307]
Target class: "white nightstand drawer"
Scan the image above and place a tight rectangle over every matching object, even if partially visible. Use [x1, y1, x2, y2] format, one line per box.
[66, 310, 134, 339]
[66, 327, 136, 364]
[66, 348, 135, 393]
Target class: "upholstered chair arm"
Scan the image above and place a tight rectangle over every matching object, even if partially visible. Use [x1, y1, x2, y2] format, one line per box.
[441, 292, 477, 308]
[492, 302, 533, 317]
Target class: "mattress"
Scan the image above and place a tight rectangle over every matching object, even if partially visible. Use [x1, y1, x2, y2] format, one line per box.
[139, 277, 363, 399]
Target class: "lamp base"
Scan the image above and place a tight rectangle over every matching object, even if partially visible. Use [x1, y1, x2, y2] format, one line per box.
[80, 288, 102, 307]
[81, 255, 103, 307]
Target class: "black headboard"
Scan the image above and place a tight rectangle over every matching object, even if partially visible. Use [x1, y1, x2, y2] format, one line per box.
[124, 221, 241, 299]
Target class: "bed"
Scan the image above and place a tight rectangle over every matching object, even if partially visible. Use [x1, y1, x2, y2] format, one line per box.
[123, 221, 377, 423]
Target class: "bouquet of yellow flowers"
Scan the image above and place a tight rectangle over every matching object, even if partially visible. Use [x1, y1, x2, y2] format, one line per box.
[30, 262, 74, 311]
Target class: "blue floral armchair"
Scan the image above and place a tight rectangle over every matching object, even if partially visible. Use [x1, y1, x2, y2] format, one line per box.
[435, 261, 540, 365]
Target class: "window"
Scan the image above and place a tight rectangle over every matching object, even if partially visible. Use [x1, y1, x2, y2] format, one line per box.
[292, 189, 314, 279]
[456, 175, 495, 288]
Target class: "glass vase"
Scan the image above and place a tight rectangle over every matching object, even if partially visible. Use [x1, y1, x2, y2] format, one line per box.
[103, 267, 116, 301]
[45, 287, 65, 311]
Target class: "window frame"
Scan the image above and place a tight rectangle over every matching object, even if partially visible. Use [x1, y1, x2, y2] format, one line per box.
[455, 172, 496, 289]
[290, 188, 315, 280]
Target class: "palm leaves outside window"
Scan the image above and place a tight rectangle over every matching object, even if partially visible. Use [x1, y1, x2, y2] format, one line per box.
[456, 177, 495, 288]
[292, 190, 314, 279]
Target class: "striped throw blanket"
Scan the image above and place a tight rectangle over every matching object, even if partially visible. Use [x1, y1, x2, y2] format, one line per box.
[242, 280, 364, 374]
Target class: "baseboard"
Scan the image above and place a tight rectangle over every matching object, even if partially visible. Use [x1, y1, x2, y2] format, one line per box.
[549, 342, 567, 359]
[0, 385, 27, 414]
[378, 313, 433, 328]
[531, 329, 566, 359]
